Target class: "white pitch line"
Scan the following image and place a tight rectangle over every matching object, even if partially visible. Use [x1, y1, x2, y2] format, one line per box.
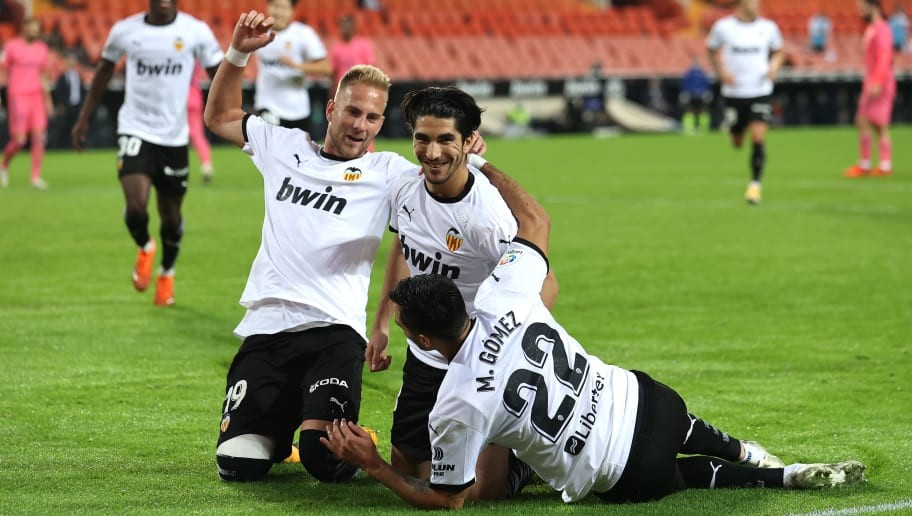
[789, 499, 912, 516]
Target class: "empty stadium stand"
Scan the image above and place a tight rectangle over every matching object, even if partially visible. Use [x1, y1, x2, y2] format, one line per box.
[3, 1, 909, 84]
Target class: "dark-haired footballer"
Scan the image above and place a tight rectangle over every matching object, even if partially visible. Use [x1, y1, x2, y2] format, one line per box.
[367, 86, 558, 500]
[72, 0, 224, 305]
[323, 153, 866, 509]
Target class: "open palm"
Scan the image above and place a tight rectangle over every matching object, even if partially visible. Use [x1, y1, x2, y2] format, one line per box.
[232, 11, 277, 53]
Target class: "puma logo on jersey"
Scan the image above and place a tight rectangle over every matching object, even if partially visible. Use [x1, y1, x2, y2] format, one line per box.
[399, 235, 461, 279]
[401, 204, 415, 221]
[136, 59, 184, 76]
[276, 177, 348, 215]
[294, 154, 302, 167]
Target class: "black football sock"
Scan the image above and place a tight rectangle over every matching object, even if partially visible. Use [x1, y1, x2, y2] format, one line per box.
[124, 209, 150, 248]
[751, 142, 766, 182]
[160, 219, 183, 271]
[677, 456, 784, 489]
[679, 413, 742, 462]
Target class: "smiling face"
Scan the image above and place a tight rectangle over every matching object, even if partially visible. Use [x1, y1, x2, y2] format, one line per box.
[412, 116, 470, 189]
[323, 82, 387, 159]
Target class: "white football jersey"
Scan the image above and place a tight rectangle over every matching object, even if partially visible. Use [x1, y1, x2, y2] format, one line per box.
[707, 15, 783, 98]
[429, 241, 639, 503]
[254, 21, 328, 120]
[389, 169, 518, 368]
[234, 115, 417, 339]
[102, 12, 223, 146]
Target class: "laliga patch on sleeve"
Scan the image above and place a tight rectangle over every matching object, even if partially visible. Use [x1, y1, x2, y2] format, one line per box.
[498, 248, 523, 267]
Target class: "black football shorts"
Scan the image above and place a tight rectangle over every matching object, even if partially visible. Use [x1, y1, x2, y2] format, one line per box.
[390, 348, 448, 462]
[722, 95, 772, 135]
[217, 325, 366, 462]
[116, 134, 189, 196]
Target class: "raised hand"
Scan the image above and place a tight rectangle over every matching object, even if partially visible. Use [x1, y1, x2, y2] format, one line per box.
[231, 10, 277, 53]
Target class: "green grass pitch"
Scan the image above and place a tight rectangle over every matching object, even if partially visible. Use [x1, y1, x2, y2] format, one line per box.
[1, 127, 910, 514]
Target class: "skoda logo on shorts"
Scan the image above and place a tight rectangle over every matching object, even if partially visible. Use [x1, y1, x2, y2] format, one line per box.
[433, 446, 444, 462]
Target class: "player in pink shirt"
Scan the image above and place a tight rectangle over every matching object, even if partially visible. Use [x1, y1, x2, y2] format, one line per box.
[329, 15, 375, 97]
[0, 18, 53, 189]
[330, 15, 375, 150]
[845, 0, 897, 178]
[187, 64, 214, 184]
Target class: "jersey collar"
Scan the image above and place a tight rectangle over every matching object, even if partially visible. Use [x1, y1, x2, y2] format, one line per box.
[424, 171, 475, 204]
[319, 147, 358, 162]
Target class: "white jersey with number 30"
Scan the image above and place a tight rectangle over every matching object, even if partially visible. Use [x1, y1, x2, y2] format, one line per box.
[428, 241, 639, 503]
[102, 12, 223, 146]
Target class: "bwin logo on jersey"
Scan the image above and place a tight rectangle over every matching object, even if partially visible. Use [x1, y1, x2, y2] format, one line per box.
[276, 177, 348, 215]
[445, 228, 463, 252]
[343, 167, 362, 182]
[136, 59, 184, 76]
[433, 446, 444, 462]
[399, 235, 461, 279]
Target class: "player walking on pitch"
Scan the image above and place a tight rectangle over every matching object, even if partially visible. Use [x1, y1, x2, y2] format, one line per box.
[368, 86, 558, 499]
[707, 0, 784, 205]
[72, 0, 224, 306]
[323, 158, 867, 510]
[0, 18, 53, 189]
[844, 0, 897, 179]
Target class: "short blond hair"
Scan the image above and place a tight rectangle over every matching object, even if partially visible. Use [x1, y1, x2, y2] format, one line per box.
[337, 65, 391, 94]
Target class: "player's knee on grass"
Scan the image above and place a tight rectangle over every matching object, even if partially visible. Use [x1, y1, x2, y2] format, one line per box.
[216, 454, 272, 482]
[216, 434, 274, 482]
[299, 429, 359, 482]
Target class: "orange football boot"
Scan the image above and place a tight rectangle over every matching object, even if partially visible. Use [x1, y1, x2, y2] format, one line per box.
[870, 168, 893, 177]
[132, 240, 156, 292]
[843, 165, 870, 178]
[154, 273, 175, 306]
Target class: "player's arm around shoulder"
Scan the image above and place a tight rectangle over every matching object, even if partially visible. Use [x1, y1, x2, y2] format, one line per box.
[204, 11, 277, 148]
[469, 155, 551, 262]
